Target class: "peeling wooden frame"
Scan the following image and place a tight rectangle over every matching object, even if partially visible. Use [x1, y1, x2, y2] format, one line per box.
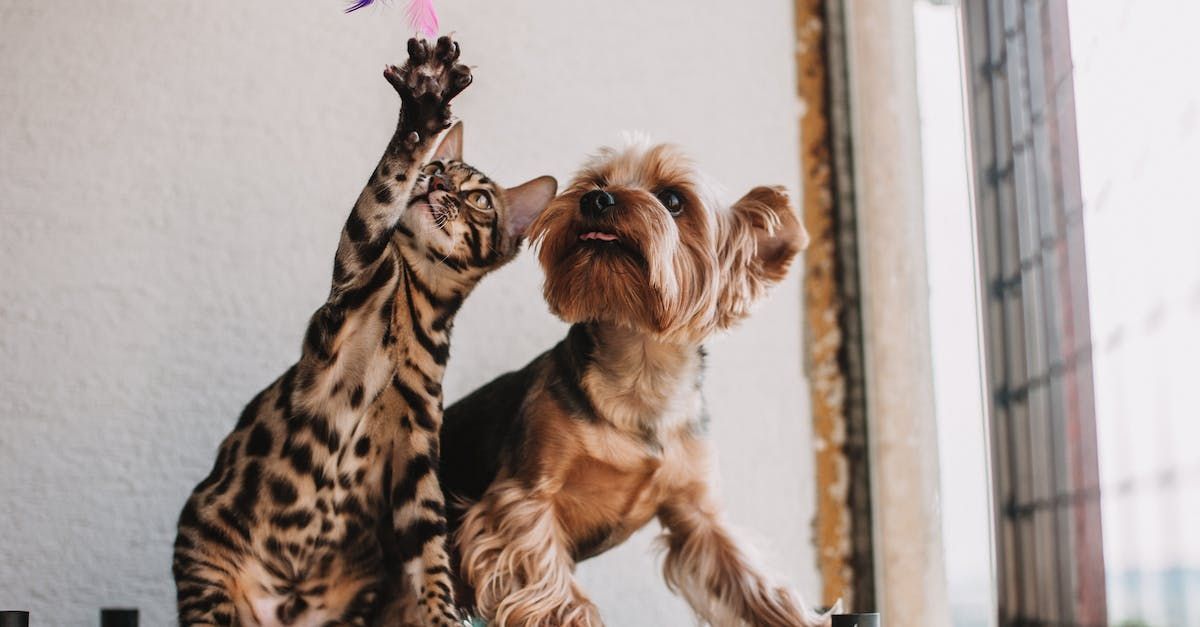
[795, 0, 875, 612]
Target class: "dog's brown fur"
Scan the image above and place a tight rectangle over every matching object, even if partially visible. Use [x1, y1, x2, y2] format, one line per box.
[439, 140, 826, 626]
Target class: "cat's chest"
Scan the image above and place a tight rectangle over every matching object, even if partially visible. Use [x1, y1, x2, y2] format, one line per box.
[260, 394, 396, 537]
[242, 356, 440, 574]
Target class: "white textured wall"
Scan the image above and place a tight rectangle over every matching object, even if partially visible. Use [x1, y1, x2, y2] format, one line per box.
[0, 1, 817, 624]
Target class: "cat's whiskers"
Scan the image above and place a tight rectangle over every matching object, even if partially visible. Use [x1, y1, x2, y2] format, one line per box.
[429, 201, 452, 229]
[417, 218, 459, 272]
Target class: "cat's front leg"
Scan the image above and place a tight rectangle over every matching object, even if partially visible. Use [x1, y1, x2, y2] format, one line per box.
[388, 434, 463, 627]
[299, 37, 472, 390]
[327, 36, 473, 297]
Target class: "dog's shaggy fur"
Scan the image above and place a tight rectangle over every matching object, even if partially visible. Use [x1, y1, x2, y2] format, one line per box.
[438, 140, 826, 626]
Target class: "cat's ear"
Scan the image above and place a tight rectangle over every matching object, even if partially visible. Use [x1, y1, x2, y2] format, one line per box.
[431, 122, 463, 162]
[502, 176, 557, 238]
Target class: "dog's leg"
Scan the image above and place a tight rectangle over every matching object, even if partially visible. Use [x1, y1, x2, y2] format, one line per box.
[659, 482, 829, 627]
[456, 480, 602, 627]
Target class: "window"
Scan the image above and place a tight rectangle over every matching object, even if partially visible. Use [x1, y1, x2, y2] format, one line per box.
[1068, 1, 1200, 624]
[960, 1, 1200, 625]
[915, 2, 994, 626]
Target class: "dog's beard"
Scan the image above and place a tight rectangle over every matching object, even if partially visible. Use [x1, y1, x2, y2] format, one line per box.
[538, 225, 721, 344]
[541, 239, 660, 332]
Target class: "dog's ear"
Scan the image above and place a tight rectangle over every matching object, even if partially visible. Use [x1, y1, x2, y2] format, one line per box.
[431, 121, 464, 162]
[502, 176, 558, 239]
[715, 186, 807, 328]
[734, 185, 808, 281]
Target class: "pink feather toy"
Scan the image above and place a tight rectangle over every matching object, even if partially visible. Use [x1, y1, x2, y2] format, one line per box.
[345, 0, 440, 39]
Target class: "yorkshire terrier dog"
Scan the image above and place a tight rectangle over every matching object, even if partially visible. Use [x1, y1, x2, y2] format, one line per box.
[438, 140, 826, 626]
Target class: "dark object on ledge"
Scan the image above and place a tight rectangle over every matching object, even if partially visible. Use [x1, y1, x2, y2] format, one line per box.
[100, 608, 138, 627]
[832, 613, 881, 627]
[0, 611, 29, 627]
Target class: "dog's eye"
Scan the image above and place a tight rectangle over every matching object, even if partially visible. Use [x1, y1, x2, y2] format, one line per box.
[466, 190, 492, 210]
[657, 189, 684, 216]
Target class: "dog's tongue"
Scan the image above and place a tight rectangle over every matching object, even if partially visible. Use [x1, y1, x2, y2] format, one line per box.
[580, 231, 618, 242]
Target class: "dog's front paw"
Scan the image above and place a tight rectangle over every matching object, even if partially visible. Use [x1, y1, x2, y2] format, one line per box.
[493, 597, 602, 627]
[384, 35, 473, 146]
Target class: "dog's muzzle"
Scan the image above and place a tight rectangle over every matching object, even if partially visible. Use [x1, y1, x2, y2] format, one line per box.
[579, 190, 616, 220]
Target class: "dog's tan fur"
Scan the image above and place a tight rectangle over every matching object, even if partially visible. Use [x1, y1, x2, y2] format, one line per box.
[444, 141, 827, 626]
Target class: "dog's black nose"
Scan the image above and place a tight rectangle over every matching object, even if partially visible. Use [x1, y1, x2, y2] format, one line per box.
[579, 190, 616, 219]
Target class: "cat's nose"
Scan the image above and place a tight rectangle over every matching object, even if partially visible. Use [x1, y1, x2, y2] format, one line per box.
[579, 190, 616, 219]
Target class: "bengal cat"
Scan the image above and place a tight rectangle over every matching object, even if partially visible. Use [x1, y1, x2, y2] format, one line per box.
[172, 36, 556, 627]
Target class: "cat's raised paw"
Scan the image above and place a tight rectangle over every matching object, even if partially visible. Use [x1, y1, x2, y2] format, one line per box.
[384, 35, 473, 144]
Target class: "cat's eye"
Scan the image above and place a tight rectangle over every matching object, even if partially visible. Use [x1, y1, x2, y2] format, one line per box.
[657, 189, 684, 216]
[466, 190, 493, 211]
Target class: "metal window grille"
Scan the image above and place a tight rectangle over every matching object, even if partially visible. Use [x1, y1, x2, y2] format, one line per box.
[960, 1, 1107, 625]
